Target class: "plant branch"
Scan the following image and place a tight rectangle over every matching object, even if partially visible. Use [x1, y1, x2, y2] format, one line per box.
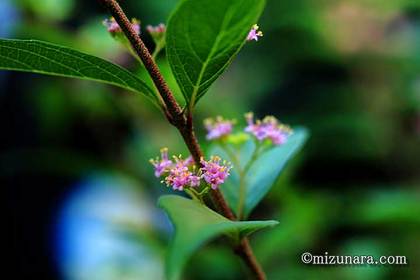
[100, 0, 183, 125]
[99, 1, 266, 278]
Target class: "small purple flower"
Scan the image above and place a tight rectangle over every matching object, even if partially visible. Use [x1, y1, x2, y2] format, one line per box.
[247, 24, 263, 41]
[165, 158, 200, 191]
[200, 156, 231, 189]
[131, 19, 141, 34]
[149, 148, 173, 177]
[245, 113, 292, 145]
[146, 23, 166, 35]
[182, 156, 195, 166]
[204, 116, 235, 140]
[103, 17, 140, 35]
[188, 174, 201, 188]
[103, 18, 120, 33]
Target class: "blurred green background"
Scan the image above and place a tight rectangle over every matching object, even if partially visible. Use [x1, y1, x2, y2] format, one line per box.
[2, 0, 419, 279]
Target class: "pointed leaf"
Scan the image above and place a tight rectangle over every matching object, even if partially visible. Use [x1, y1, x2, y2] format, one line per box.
[166, 0, 266, 106]
[210, 128, 309, 217]
[158, 195, 278, 280]
[0, 39, 157, 104]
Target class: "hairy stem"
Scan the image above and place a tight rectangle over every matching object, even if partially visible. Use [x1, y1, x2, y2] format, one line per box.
[100, 0, 183, 125]
[99, 1, 266, 278]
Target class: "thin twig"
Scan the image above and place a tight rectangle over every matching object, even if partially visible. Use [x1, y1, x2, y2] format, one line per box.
[100, 0, 183, 125]
[99, 1, 266, 279]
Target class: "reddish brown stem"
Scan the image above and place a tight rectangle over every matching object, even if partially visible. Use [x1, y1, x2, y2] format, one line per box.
[100, 0, 183, 125]
[180, 112, 236, 220]
[235, 239, 267, 280]
[99, 1, 265, 279]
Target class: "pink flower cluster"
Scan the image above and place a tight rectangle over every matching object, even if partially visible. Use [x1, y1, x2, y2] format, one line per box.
[201, 156, 231, 190]
[204, 116, 235, 140]
[150, 149, 231, 191]
[204, 113, 292, 145]
[146, 23, 166, 35]
[103, 17, 140, 35]
[247, 24, 263, 41]
[164, 158, 200, 191]
[245, 113, 293, 145]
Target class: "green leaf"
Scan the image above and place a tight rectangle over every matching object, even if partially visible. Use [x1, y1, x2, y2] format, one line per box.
[166, 0, 266, 106]
[158, 195, 278, 280]
[0, 39, 157, 104]
[210, 128, 309, 218]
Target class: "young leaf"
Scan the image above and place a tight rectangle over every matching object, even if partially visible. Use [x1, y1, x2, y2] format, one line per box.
[0, 39, 157, 104]
[166, 0, 266, 106]
[158, 195, 278, 280]
[210, 128, 309, 218]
